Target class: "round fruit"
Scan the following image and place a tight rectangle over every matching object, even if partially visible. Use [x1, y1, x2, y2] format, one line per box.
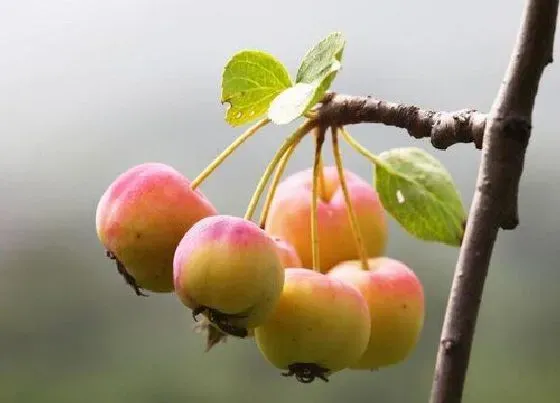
[95, 162, 217, 294]
[329, 257, 425, 369]
[272, 237, 303, 268]
[173, 215, 285, 337]
[254, 268, 371, 383]
[264, 166, 387, 273]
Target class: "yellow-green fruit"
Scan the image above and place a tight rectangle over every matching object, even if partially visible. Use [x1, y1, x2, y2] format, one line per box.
[95, 162, 218, 294]
[173, 215, 285, 337]
[329, 257, 425, 370]
[254, 268, 371, 383]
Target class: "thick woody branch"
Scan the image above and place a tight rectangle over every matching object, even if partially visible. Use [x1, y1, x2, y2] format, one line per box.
[429, 1, 558, 403]
[313, 92, 487, 149]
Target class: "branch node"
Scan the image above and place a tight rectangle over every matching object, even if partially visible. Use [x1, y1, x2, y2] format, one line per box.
[442, 339, 458, 354]
[313, 93, 486, 149]
[502, 116, 532, 146]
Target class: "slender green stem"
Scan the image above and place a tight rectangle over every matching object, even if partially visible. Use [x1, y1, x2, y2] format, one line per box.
[244, 120, 315, 222]
[332, 127, 370, 271]
[314, 128, 328, 201]
[258, 138, 302, 229]
[311, 129, 326, 272]
[191, 118, 271, 190]
[338, 126, 387, 169]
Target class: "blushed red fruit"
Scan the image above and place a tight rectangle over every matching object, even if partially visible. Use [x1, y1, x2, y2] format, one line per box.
[95, 162, 217, 294]
[328, 257, 425, 370]
[254, 268, 371, 383]
[173, 215, 285, 337]
[272, 237, 303, 268]
[264, 166, 387, 273]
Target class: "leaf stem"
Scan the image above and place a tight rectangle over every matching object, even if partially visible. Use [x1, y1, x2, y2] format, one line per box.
[258, 138, 302, 229]
[311, 128, 326, 272]
[338, 127, 388, 170]
[244, 120, 315, 222]
[191, 118, 271, 190]
[332, 127, 370, 271]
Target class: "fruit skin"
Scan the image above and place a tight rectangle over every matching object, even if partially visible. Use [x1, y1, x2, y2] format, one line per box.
[328, 257, 425, 370]
[272, 237, 303, 268]
[254, 268, 371, 380]
[96, 162, 218, 293]
[173, 215, 285, 332]
[264, 166, 387, 273]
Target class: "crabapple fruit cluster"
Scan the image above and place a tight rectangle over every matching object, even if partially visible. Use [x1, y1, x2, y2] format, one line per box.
[95, 161, 425, 383]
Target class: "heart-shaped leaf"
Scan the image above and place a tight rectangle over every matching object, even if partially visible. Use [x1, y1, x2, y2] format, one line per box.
[221, 50, 292, 127]
[374, 147, 466, 246]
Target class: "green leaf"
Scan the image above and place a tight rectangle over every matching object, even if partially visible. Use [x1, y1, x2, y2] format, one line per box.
[374, 147, 466, 246]
[221, 50, 292, 127]
[268, 82, 316, 124]
[296, 32, 345, 84]
[266, 32, 346, 125]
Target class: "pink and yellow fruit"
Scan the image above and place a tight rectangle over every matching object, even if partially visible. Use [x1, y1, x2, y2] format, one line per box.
[254, 268, 371, 382]
[328, 257, 425, 370]
[95, 162, 217, 293]
[264, 166, 387, 273]
[173, 215, 285, 337]
[272, 237, 303, 268]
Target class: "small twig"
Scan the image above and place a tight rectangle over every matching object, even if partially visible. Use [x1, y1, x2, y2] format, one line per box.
[312, 93, 487, 150]
[429, 1, 558, 403]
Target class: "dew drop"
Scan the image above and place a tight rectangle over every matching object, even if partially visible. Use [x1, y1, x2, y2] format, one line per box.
[249, 110, 255, 117]
[396, 190, 405, 204]
[235, 111, 242, 119]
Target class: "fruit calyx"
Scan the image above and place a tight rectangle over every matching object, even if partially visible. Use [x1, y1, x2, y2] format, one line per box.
[281, 363, 330, 383]
[192, 317, 229, 352]
[105, 250, 148, 297]
[192, 305, 249, 338]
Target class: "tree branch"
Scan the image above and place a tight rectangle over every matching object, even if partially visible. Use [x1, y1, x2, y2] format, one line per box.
[429, 1, 558, 402]
[313, 92, 487, 149]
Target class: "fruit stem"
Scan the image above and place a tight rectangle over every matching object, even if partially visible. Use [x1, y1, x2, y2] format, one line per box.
[191, 118, 271, 190]
[314, 128, 328, 202]
[338, 126, 388, 170]
[259, 139, 302, 229]
[311, 128, 326, 272]
[332, 127, 370, 271]
[245, 119, 315, 222]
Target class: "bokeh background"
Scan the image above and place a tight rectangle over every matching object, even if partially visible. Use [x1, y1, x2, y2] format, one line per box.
[1, 1, 559, 402]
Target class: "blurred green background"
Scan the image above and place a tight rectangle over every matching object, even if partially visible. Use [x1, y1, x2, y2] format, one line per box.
[1, 1, 559, 402]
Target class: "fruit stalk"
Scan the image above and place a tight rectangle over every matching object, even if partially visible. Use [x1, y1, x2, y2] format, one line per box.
[245, 119, 315, 221]
[314, 127, 328, 201]
[259, 138, 302, 229]
[311, 128, 326, 272]
[331, 127, 370, 271]
[191, 118, 270, 190]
